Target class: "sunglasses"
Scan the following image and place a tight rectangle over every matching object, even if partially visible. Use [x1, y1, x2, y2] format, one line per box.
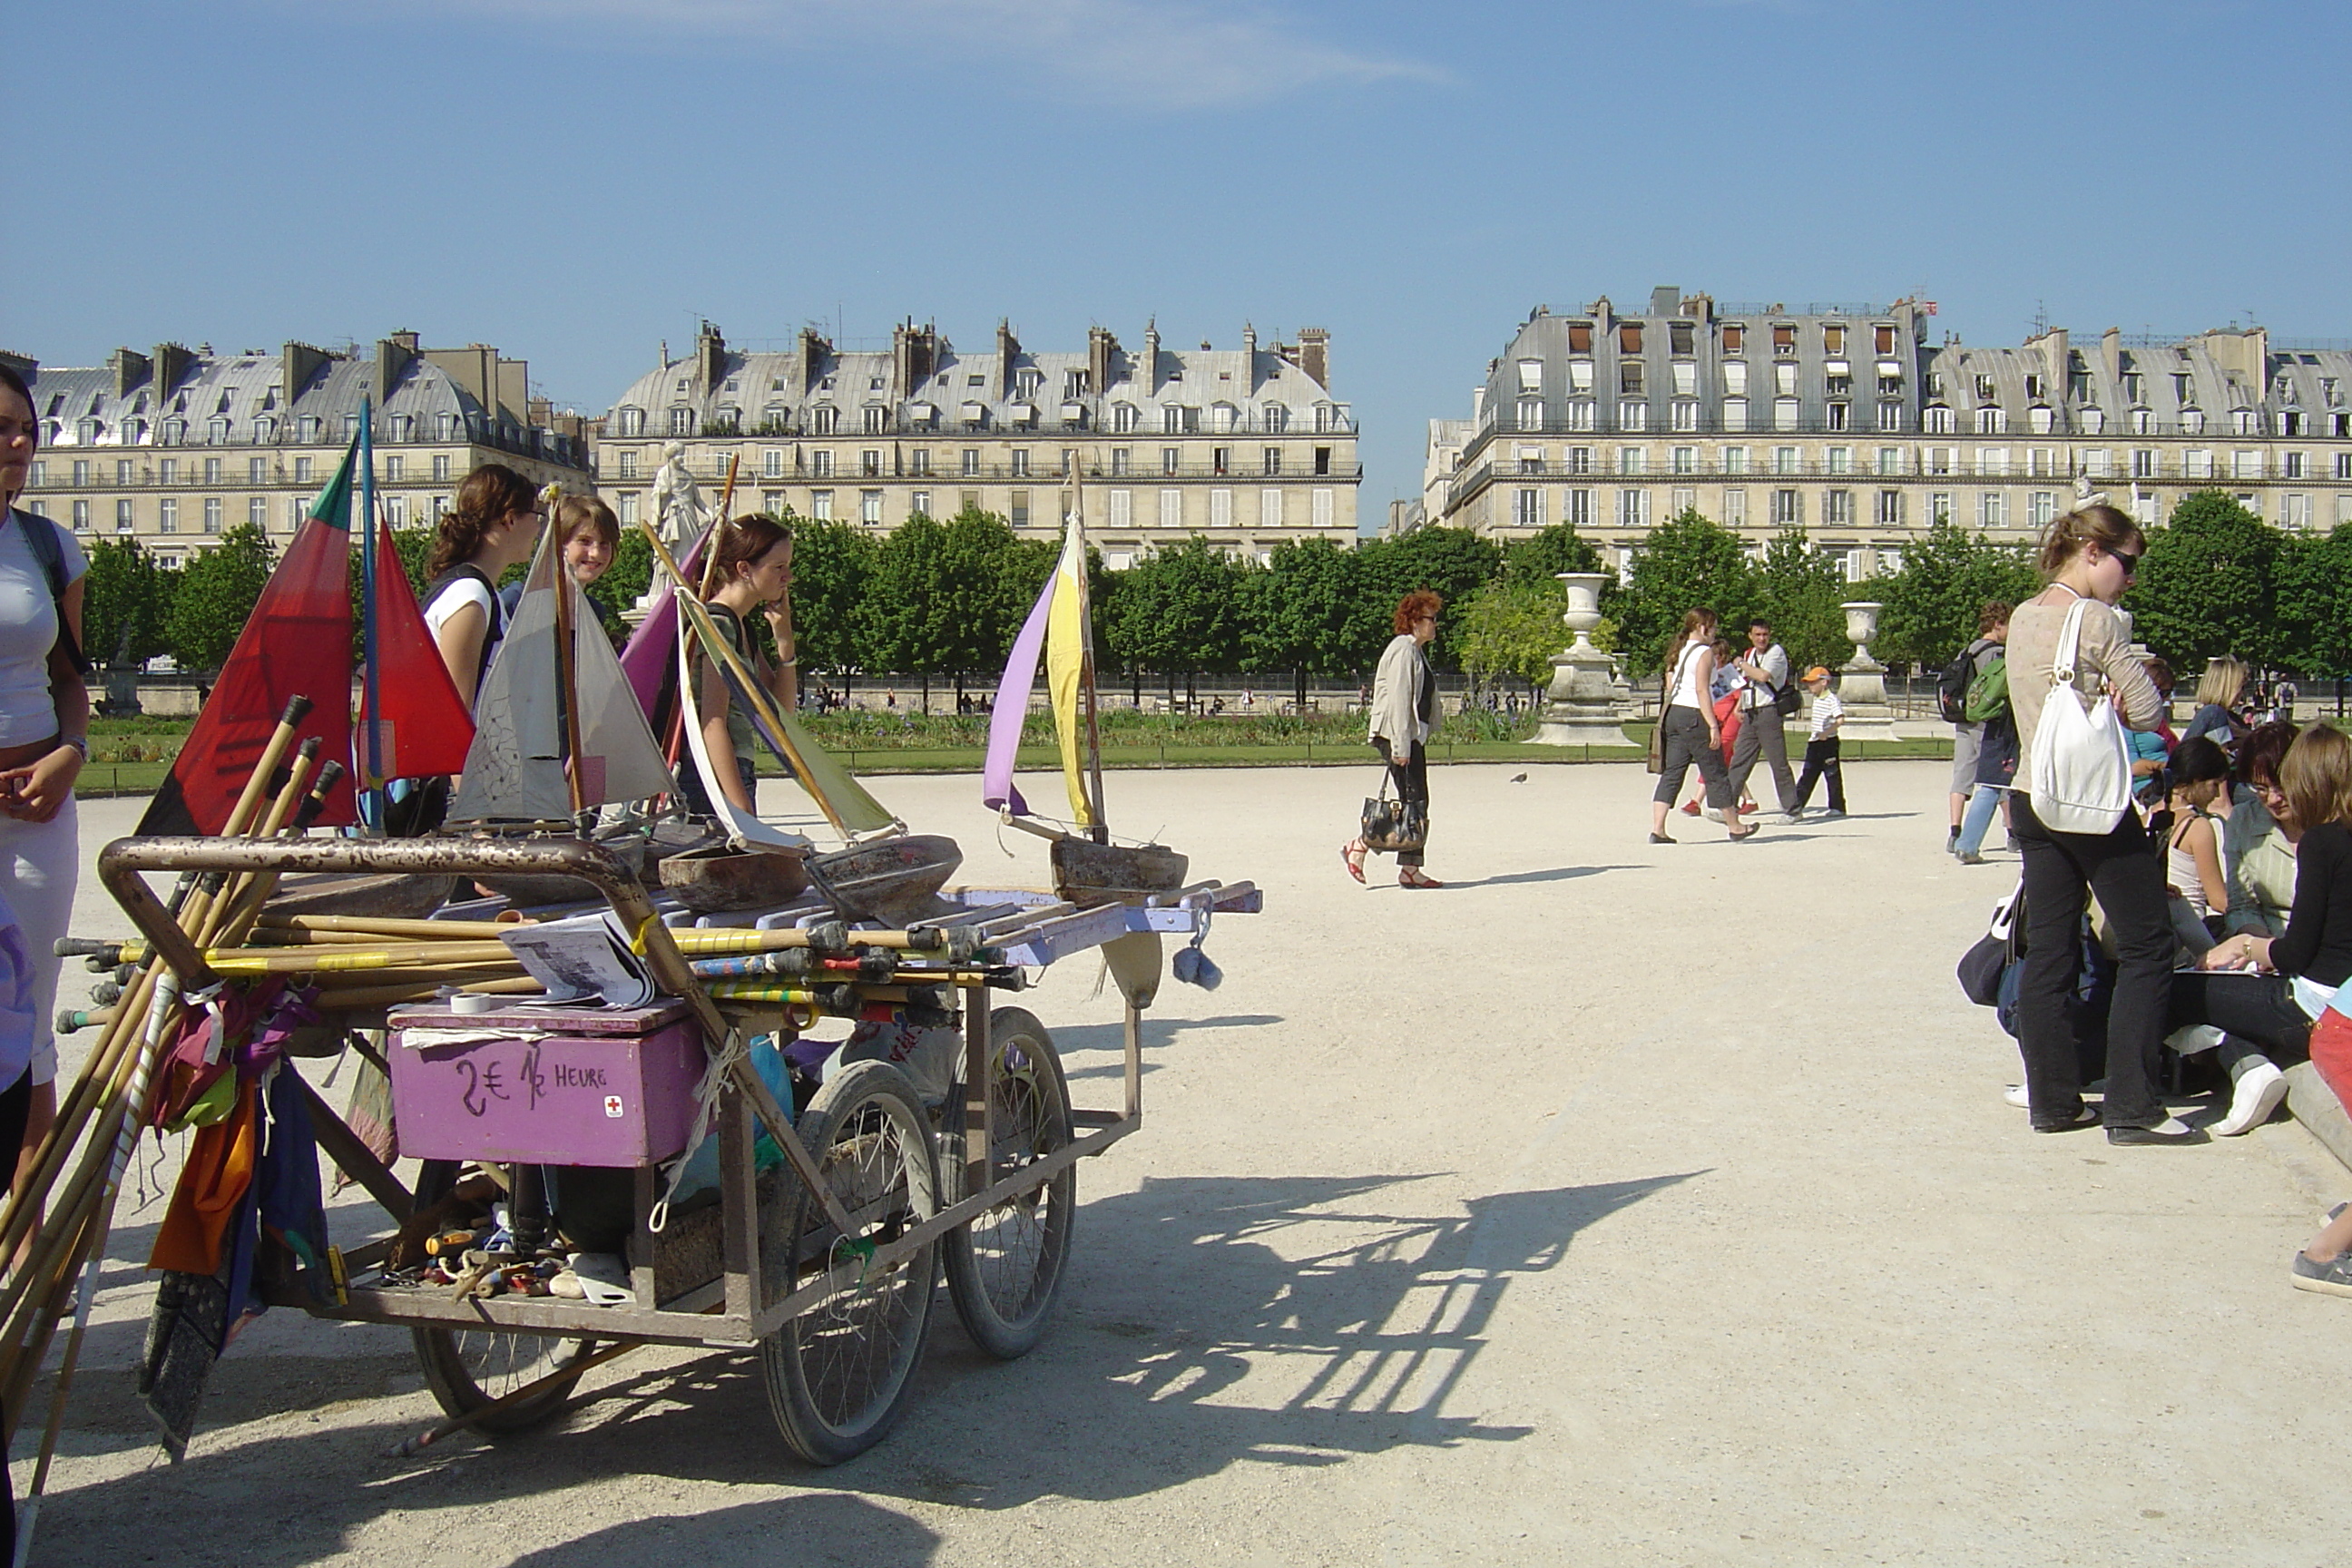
[2107, 545, 2141, 574]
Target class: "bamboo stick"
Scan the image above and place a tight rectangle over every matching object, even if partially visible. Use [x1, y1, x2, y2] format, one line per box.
[256, 913, 515, 941]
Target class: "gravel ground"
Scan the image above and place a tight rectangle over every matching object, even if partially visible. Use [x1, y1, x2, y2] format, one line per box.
[15, 760, 2347, 1566]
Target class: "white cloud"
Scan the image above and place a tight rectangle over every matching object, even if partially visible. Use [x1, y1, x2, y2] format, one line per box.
[395, 0, 1442, 106]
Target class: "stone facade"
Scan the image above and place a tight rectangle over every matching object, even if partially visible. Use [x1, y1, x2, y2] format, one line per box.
[1424, 287, 2352, 580]
[5, 336, 590, 563]
[596, 320, 1359, 567]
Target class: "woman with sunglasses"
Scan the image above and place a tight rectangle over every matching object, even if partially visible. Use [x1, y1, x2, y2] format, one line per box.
[2006, 504, 2188, 1143]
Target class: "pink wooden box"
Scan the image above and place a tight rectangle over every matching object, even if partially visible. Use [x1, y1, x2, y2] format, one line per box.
[389, 998, 703, 1168]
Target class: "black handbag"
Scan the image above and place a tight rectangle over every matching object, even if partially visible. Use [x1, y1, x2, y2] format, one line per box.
[1361, 777, 1427, 855]
[1955, 882, 2026, 1007]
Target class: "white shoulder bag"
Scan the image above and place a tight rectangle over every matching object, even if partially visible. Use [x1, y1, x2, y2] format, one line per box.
[2025, 597, 2134, 835]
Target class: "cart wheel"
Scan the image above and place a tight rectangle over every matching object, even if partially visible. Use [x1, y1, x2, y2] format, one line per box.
[760, 1059, 941, 1465]
[406, 1160, 597, 1436]
[411, 1326, 598, 1435]
[939, 1007, 1075, 1360]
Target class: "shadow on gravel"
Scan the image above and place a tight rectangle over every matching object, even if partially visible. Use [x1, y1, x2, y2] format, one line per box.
[505, 1494, 941, 1568]
[1448, 864, 1639, 889]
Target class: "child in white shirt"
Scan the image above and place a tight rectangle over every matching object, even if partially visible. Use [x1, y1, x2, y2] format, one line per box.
[1790, 665, 1847, 817]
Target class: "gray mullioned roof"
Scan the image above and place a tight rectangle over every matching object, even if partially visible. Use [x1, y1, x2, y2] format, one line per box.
[24, 348, 496, 449]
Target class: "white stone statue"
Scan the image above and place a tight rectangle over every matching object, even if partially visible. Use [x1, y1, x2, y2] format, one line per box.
[647, 440, 712, 551]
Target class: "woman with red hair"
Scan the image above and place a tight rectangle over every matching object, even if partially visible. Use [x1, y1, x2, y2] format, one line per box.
[1342, 590, 1444, 888]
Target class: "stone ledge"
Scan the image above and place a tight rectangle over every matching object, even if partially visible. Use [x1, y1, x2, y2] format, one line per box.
[2286, 1061, 2352, 1171]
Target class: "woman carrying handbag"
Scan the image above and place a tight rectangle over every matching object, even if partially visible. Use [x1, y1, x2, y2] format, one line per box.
[2007, 502, 2192, 1143]
[1343, 591, 1445, 889]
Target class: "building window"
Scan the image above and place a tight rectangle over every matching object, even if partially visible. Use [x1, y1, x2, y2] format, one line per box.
[2030, 491, 2056, 527]
[863, 406, 887, 435]
[1313, 488, 1335, 528]
[203, 496, 221, 533]
[1977, 447, 2010, 477]
[1978, 492, 2006, 528]
[1261, 489, 1284, 527]
[2082, 448, 2112, 477]
[1671, 446, 1695, 475]
[1212, 447, 1230, 475]
[1721, 446, 1749, 474]
[158, 498, 177, 534]
[1111, 449, 1132, 477]
[2284, 493, 2313, 529]
[1161, 447, 1181, 475]
[1621, 401, 1647, 432]
[1513, 489, 1541, 528]
[249, 496, 268, 527]
[861, 448, 883, 477]
[811, 490, 833, 521]
[387, 495, 407, 527]
[2132, 448, 2158, 479]
[1568, 401, 1595, 432]
[1009, 449, 1030, 478]
[908, 490, 930, 517]
[2232, 449, 2262, 479]
[1113, 404, 1139, 434]
[1569, 359, 1595, 394]
[1876, 400, 1904, 431]
[72, 500, 90, 530]
[1160, 489, 1183, 529]
[1671, 487, 1695, 515]
[617, 493, 638, 525]
[1925, 406, 1954, 435]
[1772, 324, 1796, 357]
[668, 407, 694, 436]
[1672, 400, 1699, 432]
[1773, 446, 1799, 475]
[1617, 446, 1645, 475]
[861, 489, 883, 524]
[1875, 489, 1901, 526]
[116, 459, 134, 485]
[1262, 446, 1282, 475]
[1109, 490, 1132, 527]
[1722, 488, 1746, 525]
[956, 448, 978, 477]
[1826, 446, 1851, 475]
[1825, 489, 1853, 525]
[293, 456, 312, 484]
[433, 454, 452, 482]
[2285, 451, 2307, 479]
[761, 449, 783, 478]
[1720, 323, 1744, 353]
[618, 451, 641, 480]
[1770, 488, 1800, 525]
[1619, 362, 1644, 397]
[1568, 488, 1593, 527]
[1517, 397, 1544, 432]
[810, 451, 834, 478]
[1827, 402, 1849, 432]
[1210, 490, 1232, 527]
[1774, 398, 1799, 432]
[116, 499, 135, 533]
[1873, 447, 1901, 476]
[1563, 446, 1592, 475]
[247, 456, 266, 485]
[2337, 453, 2352, 481]
[1617, 489, 1650, 529]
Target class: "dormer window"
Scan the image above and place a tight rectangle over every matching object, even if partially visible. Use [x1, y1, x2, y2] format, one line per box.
[1721, 324, 1745, 353]
[1568, 321, 1592, 353]
[1772, 325, 1796, 356]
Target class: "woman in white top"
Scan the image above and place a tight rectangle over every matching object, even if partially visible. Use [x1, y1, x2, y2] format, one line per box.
[421, 464, 543, 710]
[2163, 735, 2232, 932]
[0, 363, 92, 1258]
[2004, 503, 2185, 1142]
[1648, 609, 1751, 843]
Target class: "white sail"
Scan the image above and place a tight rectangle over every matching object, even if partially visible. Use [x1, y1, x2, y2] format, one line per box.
[448, 534, 674, 822]
[677, 632, 812, 850]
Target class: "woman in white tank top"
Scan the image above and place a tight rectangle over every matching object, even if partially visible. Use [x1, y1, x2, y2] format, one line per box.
[1648, 608, 1752, 843]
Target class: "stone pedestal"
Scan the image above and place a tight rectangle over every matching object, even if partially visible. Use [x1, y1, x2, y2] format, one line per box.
[1835, 600, 1899, 742]
[1531, 573, 1636, 748]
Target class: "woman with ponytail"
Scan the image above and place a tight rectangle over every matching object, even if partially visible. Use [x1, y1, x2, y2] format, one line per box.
[422, 464, 543, 710]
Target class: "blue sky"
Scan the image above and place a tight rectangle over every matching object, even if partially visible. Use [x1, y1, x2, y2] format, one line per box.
[8, 1, 2347, 517]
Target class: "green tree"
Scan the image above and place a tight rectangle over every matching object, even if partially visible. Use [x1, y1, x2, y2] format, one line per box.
[781, 514, 877, 674]
[2273, 524, 2352, 679]
[1243, 535, 1369, 677]
[80, 536, 175, 669]
[385, 525, 436, 594]
[1617, 508, 1755, 676]
[1749, 529, 1850, 674]
[1500, 523, 1604, 585]
[1873, 521, 2038, 670]
[860, 505, 1035, 676]
[164, 524, 276, 671]
[1104, 536, 1258, 676]
[1455, 578, 1564, 691]
[1354, 525, 1503, 670]
[2129, 490, 2278, 670]
[586, 528, 655, 636]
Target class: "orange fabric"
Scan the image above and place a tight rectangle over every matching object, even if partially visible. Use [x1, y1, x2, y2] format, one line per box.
[148, 1082, 259, 1275]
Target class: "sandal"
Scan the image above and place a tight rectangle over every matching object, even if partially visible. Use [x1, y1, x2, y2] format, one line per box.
[1398, 869, 1445, 889]
[1340, 840, 1367, 884]
[1726, 825, 1759, 841]
[1649, 832, 1676, 845]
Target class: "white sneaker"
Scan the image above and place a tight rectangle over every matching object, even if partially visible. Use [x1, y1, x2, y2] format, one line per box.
[1780, 811, 1805, 825]
[1818, 808, 1845, 818]
[1701, 807, 1725, 823]
[2004, 1083, 2030, 1108]
[2212, 1061, 2288, 1136]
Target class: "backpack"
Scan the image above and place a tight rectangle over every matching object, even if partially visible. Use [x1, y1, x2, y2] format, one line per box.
[1963, 653, 2009, 723]
[2025, 598, 2134, 835]
[9, 506, 90, 675]
[1936, 638, 1986, 723]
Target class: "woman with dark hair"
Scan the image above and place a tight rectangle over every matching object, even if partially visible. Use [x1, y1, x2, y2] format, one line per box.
[2162, 735, 2234, 936]
[422, 464, 543, 710]
[1342, 590, 1443, 887]
[2223, 720, 2302, 939]
[0, 364, 90, 1288]
[1648, 608, 1751, 844]
[2006, 504, 2188, 1142]
[689, 515, 797, 817]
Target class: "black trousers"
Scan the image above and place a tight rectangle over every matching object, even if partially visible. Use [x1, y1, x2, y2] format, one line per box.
[2014, 799, 2171, 1128]
[2167, 971, 2312, 1068]
[1371, 738, 1427, 868]
[1791, 737, 1846, 812]
[1651, 706, 1731, 809]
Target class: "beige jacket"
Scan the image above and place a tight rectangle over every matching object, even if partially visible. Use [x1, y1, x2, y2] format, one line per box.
[1367, 633, 1430, 748]
[2006, 592, 2162, 754]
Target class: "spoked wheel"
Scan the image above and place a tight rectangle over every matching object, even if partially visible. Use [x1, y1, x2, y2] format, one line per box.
[760, 1059, 941, 1465]
[407, 1163, 596, 1435]
[939, 1007, 1075, 1360]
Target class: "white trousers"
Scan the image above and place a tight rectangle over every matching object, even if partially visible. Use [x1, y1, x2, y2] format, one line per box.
[0, 797, 77, 1084]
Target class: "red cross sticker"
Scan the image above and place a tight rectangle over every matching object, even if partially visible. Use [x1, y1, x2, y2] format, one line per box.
[603, 1095, 624, 1119]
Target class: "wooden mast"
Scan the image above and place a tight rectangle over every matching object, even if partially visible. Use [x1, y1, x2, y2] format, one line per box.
[1073, 471, 1110, 842]
[544, 485, 589, 820]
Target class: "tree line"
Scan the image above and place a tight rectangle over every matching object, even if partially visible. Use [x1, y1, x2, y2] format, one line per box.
[78, 490, 2352, 692]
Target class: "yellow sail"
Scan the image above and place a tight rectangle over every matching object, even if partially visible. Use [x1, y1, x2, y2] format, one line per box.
[1042, 507, 1093, 828]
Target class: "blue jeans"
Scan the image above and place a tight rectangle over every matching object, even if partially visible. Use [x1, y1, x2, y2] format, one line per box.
[1955, 783, 2008, 856]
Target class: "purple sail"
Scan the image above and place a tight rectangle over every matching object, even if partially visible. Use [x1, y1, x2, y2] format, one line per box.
[981, 577, 1055, 816]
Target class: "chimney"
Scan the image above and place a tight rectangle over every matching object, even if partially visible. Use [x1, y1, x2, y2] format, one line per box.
[496, 356, 529, 424]
[111, 348, 152, 398]
[528, 395, 553, 428]
[996, 319, 1021, 397]
[152, 342, 195, 398]
[283, 340, 329, 410]
[2200, 326, 2269, 388]
[1650, 285, 1681, 318]
[2100, 327, 2122, 382]
[1242, 322, 1258, 395]
[694, 320, 726, 396]
[797, 327, 830, 395]
[1143, 318, 1161, 398]
[375, 332, 417, 407]
[1296, 327, 1329, 389]
[1681, 291, 1714, 322]
[1088, 325, 1119, 396]
[893, 319, 937, 400]
[2034, 327, 2069, 397]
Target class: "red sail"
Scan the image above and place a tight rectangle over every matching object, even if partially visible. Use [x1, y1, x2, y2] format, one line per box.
[356, 516, 473, 783]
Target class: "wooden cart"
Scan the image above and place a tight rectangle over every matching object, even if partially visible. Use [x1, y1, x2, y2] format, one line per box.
[95, 832, 1259, 1464]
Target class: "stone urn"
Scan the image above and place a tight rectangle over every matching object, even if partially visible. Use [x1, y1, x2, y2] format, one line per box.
[1531, 572, 1634, 748]
[1838, 600, 1890, 714]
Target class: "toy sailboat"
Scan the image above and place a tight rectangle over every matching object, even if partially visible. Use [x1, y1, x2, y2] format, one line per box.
[982, 485, 1187, 1003]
